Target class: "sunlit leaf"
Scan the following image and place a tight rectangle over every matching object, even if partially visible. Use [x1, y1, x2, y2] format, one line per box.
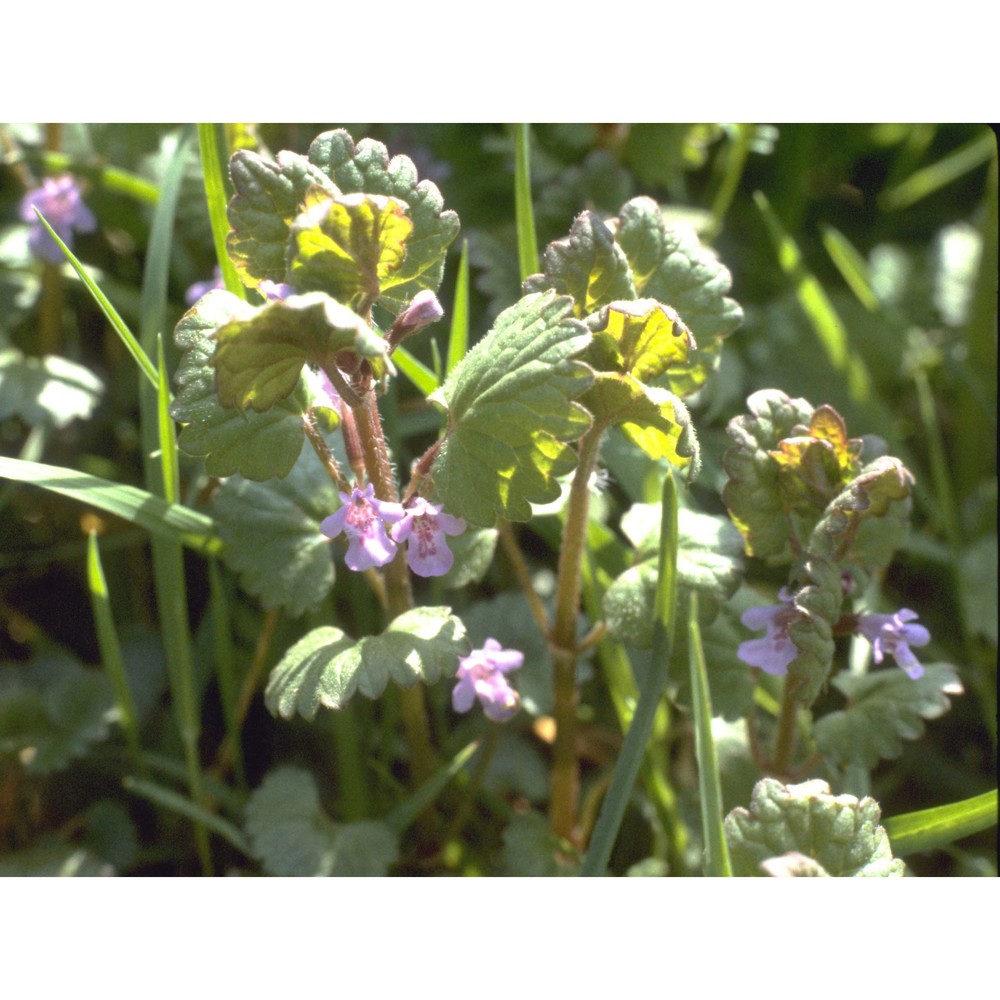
[0, 348, 104, 428]
[430, 291, 593, 526]
[169, 289, 312, 481]
[725, 778, 904, 877]
[265, 607, 467, 718]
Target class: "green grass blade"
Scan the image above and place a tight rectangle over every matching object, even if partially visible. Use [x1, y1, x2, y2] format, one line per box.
[879, 128, 996, 211]
[884, 789, 997, 856]
[140, 125, 212, 875]
[687, 592, 732, 876]
[36, 151, 159, 203]
[393, 345, 439, 396]
[384, 741, 480, 836]
[514, 124, 539, 281]
[754, 190, 873, 405]
[446, 239, 470, 374]
[156, 335, 180, 503]
[198, 123, 247, 300]
[707, 124, 752, 239]
[821, 224, 880, 313]
[31, 210, 158, 390]
[581, 470, 679, 876]
[87, 532, 143, 770]
[123, 776, 252, 857]
[208, 559, 246, 790]
[0, 457, 218, 553]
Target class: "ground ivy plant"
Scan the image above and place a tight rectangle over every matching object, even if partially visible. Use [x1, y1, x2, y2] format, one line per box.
[150, 127, 966, 876]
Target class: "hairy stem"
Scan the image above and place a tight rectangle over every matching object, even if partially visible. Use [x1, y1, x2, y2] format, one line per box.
[772, 678, 802, 776]
[548, 424, 605, 843]
[351, 389, 434, 785]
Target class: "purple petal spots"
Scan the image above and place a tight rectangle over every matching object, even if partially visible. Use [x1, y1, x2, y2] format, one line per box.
[320, 484, 404, 572]
[391, 498, 466, 577]
[452, 638, 524, 723]
[20, 175, 96, 264]
[857, 608, 930, 680]
[737, 587, 799, 675]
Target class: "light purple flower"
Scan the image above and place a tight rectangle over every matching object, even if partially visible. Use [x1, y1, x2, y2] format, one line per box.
[259, 280, 292, 301]
[387, 290, 444, 348]
[390, 498, 466, 577]
[857, 608, 930, 680]
[452, 639, 524, 722]
[20, 175, 96, 264]
[320, 483, 405, 572]
[737, 587, 799, 675]
[185, 266, 224, 305]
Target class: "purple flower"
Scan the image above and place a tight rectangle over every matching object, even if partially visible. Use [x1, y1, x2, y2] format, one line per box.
[387, 290, 444, 348]
[185, 266, 223, 305]
[390, 498, 466, 577]
[20, 175, 96, 264]
[320, 483, 405, 571]
[857, 608, 930, 679]
[259, 280, 292, 301]
[452, 639, 524, 722]
[737, 588, 799, 675]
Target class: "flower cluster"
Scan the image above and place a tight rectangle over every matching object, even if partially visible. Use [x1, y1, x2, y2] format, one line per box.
[321, 486, 465, 577]
[20, 175, 96, 264]
[452, 639, 524, 722]
[737, 590, 931, 680]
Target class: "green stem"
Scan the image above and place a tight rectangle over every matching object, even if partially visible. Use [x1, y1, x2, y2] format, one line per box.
[351, 390, 434, 785]
[548, 424, 605, 842]
[771, 677, 801, 776]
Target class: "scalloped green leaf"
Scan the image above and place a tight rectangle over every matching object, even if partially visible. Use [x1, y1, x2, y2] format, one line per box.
[430, 291, 593, 526]
[0, 654, 115, 775]
[784, 556, 844, 705]
[722, 389, 817, 562]
[226, 148, 337, 288]
[604, 507, 745, 649]
[265, 607, 467, 718]
[523, 210, 635, 317]
[244, 767, 398, 876]
[725, 778, 904, 877]
[613, 196, 743, 395]
[583, 372, 698, 471]
[306, 129, 459, 312]
[499, 811, 580, 876]
[814, 663, 963, 770]
[438, 526, 499, 590]
[212, 292, 386, 413]
[288, 191, 413, 311]
[586, 298, 693, 383]
[212, 444, 339, 617]
[0, 348, 104, 428]
[170, 289, 310, 481]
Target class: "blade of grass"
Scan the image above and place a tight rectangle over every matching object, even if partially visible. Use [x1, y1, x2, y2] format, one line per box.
[821, 224, 881, 313]
[878, 128, 996, 211]
[754, 189, 873, 405]
[34, 150, 159, 203]
[156, 335, 180, 503]
[198, 123, 247, 300]
[87, 532, 144, 771]
[384, 740, 480, 836]
[707, 123, 753, 240]
[0, 457, 218, 553]
[513, 124, 539, 281]
[31, 210, 157, 390]
[581, 470, 679, 876]
[393, 345, 439, 396]
[446, 239, 470, 374]
[687, 592, 732, 876]
[123, 776, 252, 857]
[208, 559, 246, 790]
[139, 125, 212, 875]
[884, 789, 997, 856]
